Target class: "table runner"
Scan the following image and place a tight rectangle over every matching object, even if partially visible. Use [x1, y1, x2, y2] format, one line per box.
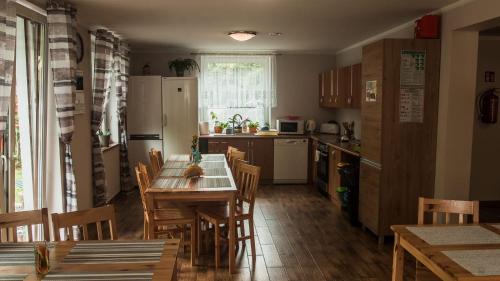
[0, 243, 34, 265]
[443, 249, 500, 276]
[199, 161, 225, 169]
[160, 168, 185, 177]
[43, 271, 154, 280]
[62, 241, 165, 264]
[406, 226, 500, 245]
[196, 177, 232, 189]
[203, 168, 228, 177]
[0, 274, 28, 281]
[165, 161, 190, 169]
[153, 177, 189, 189]
[167, 154, 190, 162]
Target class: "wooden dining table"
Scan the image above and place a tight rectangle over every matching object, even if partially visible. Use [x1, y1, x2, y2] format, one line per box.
[391, 223, 500, 281]
[145, 153, 238, 273]
[0, 239, 180, 281]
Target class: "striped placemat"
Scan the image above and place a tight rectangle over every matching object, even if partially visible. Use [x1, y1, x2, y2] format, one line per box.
[407, 226, 500, 245]
[160, 168, 185, 177]
[196, 177, 232, 189]
[43, 271, 154, 280]
[0, 243, 34, 265]
[199, 161, 225, 169]
[202, 154, 226, 162]
[164, 161, 189, 169]
[203, 168, 228, 177]
[443, 249, 500, 276]
[153, 177, 189, 189]
[62, 241, 165, 264]
[167, 154, 190, 162]
[0, 274, 28, 281]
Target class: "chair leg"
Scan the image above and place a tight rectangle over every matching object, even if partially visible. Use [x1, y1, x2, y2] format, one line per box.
[148, 221, 155, 240]
[249, 218, 256, 261]
[240, 220, 246, 248]
[143, 220, 148, 240]
[190, 222, 196, 266]
[196, 215, 201, 257]
[214, 224, 220, 268]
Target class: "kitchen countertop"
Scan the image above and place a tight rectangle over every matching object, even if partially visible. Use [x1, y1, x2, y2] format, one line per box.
[199, 133, 361, 157]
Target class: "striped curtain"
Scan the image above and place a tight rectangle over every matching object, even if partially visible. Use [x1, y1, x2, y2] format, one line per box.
[113, 39, 132, 192]
[0, 0, 16, 135]
[91, 29, 114, 207]
[47, 0, 78, 212]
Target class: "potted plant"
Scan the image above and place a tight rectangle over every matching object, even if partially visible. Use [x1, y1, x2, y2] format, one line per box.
[96, 129, 111, 147]
[168, 58, 200, 77]
[211, 112, 222, 133]
[248, 121, 260, 134]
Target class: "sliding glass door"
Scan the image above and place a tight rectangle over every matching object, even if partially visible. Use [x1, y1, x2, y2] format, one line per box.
[1, 15, 47, 222]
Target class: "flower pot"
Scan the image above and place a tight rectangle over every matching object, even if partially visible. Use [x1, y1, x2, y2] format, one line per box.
[249, 127, 258, 134]
[234, 126, 242, 134]
[214, 126, 223, 134]
[175, 69, 185, 77]
[98, 135, 110, 147]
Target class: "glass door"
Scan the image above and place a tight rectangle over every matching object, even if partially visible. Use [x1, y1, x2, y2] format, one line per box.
[2, 16, 46, 220]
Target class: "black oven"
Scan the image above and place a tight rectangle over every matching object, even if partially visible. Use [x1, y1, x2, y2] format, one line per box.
[316, 142, 329, 195]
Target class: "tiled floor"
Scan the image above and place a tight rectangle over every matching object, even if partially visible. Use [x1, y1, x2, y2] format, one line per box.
[115, 184, 417, 281]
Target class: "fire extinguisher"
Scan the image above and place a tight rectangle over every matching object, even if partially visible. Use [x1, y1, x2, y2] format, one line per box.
[477, 88, 499, 124]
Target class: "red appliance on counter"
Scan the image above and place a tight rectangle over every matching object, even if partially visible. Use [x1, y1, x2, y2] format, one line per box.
[415, 15, 440, 39]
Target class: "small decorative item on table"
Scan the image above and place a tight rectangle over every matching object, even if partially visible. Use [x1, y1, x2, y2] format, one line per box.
[184, 135, 204, 178]
[34, 242, 50, 276]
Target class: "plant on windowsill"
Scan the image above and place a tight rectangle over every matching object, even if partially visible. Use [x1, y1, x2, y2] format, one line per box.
[96, 129, 111, 147]
[248, 121, 260, 134]
[168, 58, 200, 77]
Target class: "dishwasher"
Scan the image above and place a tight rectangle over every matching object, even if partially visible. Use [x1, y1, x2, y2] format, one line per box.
[273, 138, 309, 184]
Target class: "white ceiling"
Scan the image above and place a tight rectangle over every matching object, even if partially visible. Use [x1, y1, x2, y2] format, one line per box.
[67, 0, 458, 54]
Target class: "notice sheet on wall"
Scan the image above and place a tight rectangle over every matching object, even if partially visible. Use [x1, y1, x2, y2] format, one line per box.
[399, 50, 426, 123]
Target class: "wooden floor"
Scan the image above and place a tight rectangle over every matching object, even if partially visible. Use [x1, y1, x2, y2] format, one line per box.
[115, 184, 421, 281]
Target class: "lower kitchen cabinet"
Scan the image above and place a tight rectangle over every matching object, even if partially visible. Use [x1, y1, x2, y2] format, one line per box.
[328, 147, 341, 209]
[201, 137, 274, 183]
[359, 161, 381, 238]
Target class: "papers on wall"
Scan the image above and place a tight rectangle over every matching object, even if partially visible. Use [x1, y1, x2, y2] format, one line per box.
[399, 50, 426, 123]
[365, 80, 377, 102]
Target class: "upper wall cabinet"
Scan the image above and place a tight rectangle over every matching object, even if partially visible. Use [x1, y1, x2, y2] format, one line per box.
[319, 64, 362, 109]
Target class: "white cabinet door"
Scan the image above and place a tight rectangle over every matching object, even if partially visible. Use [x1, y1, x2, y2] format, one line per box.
[127, 76, 163, 136]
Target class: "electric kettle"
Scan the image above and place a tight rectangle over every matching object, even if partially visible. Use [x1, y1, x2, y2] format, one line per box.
[305, 120, 316, 133]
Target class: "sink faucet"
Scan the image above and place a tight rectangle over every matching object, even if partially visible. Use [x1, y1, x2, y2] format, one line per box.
[231, 114, 243, 130]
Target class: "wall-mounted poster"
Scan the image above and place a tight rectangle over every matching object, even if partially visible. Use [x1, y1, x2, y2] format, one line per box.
[399, 50, 426, 123]
[75, 70, 85, 115]
[365, 80, 377, 102]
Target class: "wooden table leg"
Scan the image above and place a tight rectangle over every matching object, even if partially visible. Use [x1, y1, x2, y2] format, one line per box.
[228, 193, 236, 274]
[392, 233, 405, 281]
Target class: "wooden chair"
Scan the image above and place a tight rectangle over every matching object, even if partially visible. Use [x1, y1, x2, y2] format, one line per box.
[136, 163, 197, 266]
[229, 150, 246, 176]
[197, 163, 261, 268]
[149, 148, 164, 176]
[0, 209, 49, 242]
[416, 197, 480, 281]
[226, 145, 238, 159]
[51, 205, 118, 241]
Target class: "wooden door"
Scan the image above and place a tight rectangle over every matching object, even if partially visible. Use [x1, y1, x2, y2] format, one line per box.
[251, 138, 274, 182]
[350, 63, 362, 109]
[328, 147, 341, 209]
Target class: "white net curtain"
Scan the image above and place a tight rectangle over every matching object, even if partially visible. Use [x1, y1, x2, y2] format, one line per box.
[199, 55, 277, 127]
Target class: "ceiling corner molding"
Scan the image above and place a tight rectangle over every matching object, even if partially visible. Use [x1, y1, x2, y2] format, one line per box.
[15, 0, 47, 16]
[336, 0, 477, 55]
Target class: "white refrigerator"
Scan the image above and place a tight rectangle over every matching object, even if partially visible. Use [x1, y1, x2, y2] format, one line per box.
[127, 76, 198, 184]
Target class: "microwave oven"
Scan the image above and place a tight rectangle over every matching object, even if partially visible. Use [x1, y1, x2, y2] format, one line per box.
[276, 119, 304, 135]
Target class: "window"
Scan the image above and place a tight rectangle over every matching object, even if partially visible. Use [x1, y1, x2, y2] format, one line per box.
[199, 55, 277, 129]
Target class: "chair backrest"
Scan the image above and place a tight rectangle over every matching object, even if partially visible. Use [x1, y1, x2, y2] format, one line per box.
[149, 148, 163, 176]
[52, 205, 118, 241]
[232, 158, 249, 183]
[135, 164, 150, 212]
[235, 163, 260, 213]
[418, 197, 480, 225]
[229, 150, 246, 175]
[138, 162, 152, 187]
[0, 208, 49, 242]
[226, 145, 238, 159]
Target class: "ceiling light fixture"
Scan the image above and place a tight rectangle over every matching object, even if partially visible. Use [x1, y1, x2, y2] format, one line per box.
[228, 31, 257, 42]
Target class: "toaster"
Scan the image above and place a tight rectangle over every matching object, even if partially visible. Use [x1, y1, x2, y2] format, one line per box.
[320, 123, 340, 134]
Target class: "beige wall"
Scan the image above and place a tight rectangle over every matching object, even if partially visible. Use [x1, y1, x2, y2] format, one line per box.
[130, 52, 337, 126]
[469, 38, 500, 201]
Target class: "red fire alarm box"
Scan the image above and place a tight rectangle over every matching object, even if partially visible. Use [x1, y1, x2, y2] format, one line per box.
[415, 15, 440, 39]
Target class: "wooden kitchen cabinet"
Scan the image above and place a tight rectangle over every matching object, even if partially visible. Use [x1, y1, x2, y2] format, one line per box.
[251, 138, 274, 182]
[359, 39, 440, 243]
[328, 146, 341, 209]
[310, 139, 318, 184]
[349, 63, 362, 109]
[319, 71, 333, 107]
[334, 66, 350, 108]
